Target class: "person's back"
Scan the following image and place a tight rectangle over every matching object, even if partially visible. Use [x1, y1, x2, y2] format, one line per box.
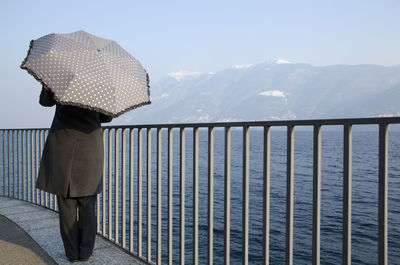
[37, 86, 112, 262]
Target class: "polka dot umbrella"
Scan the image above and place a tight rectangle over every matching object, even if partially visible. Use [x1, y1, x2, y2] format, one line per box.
[21, 30, 150, 117]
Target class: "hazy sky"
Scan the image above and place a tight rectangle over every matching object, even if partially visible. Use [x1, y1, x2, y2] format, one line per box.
[1, 0, 400, 128]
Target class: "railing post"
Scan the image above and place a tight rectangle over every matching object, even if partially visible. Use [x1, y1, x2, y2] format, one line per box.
[242, 126, 249, 265]
[30, 130, 33, 202]
[115, 129, 120, 244]
[39, 130, 44, 206]
[137, 128, 143, 257]
[108, 129, 113, 239]
[378, 124, 388, 265]
[286, 125, 294, 265]
[9, 130, 11, 197]
[122, 129, 127, 248]
[193, 126, 199, 265]
[35, 130, 39, 204]
[312, 124, 321, 265]
[22, 131, 26, 201]
[129, 129, 135, 253]
[208, 126, 214, 265]
[224, 126, 231, 265]
[180, 127, 186, 265]
[263, 126, 271, 265]
[2, 130, 5, 196]
[168, 127, 173, 265]
[147, 128, 152, 262]
[17, 130, 20, 199]
[343, 124, 352, 265]
[12, 130, 15, 198]
[157, 128, 162, 265]
[102, 129, 107, 236]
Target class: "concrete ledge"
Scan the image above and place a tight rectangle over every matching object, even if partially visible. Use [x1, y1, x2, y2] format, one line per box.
[0, 196, 148, 265]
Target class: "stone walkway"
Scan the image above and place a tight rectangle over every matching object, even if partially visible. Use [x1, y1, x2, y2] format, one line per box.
[0, 196, 148, 265]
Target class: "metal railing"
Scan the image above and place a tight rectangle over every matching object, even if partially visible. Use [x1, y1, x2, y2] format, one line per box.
[1, 117, 400, 265]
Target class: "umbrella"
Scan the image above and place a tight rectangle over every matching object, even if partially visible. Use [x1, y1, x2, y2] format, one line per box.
[20, 30, 150, 117]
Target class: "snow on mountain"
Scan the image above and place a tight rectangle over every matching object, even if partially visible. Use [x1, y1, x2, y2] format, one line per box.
[119, 61, 400, 125]
[234, 64, 253, 69]
[167, 70, 203, 81]
[258, 90, 286, 97]
[272, 58, 292, 64]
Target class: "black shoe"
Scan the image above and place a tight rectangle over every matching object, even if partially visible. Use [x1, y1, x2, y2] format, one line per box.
[68, 257, 79, 263]
[79, 256, 90, 262]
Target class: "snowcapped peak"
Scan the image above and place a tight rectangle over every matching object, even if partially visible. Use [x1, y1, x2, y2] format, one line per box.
[168, 70, 202, 81]
[258, 90, 286, 98]
[272, 58, 292, 64]
[234, 64, 252, 69]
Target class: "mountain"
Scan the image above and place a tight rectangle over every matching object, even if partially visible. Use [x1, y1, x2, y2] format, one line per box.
[120, 60, 400, 125]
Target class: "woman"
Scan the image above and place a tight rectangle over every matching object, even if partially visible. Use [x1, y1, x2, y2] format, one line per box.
[37, 86, 112, 262]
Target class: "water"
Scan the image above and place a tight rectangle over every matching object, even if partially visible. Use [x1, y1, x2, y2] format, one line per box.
[1, 128, 400, 264]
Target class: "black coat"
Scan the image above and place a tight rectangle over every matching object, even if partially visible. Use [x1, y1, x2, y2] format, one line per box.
[37, 88, 112, 197]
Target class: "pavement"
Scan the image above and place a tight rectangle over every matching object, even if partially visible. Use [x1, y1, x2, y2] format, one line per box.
[0, 196, 148, 265]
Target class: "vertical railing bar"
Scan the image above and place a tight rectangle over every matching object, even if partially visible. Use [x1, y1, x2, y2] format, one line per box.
[8, 130, 11, 197]
[96, 191, 100, 233]
[102, 129, 107, 236]
[30, 131, 32, 201]
[12, 130, 15, 198]
[208, 126, 214, 265]
[242, 126, 250, 265]
[312, 124, 321, 265]
[147, 128, 152, 262]
[263, 126, 271, 265]
[180, 127, 186, 265]
[16, 130, 19, 199]
[378, 124, 388, 265]
[13, 130, 16, 198]
[343, 124, 352, 265]
[224, 126, 231, 265]
[40, 130, 44, 206]
[130, 129, 135, 253]
[168, 127, 173, 265]
[43, 131, 48, 207]
[138, 128, 143, 257]
[30, 131, 34, 203]
[22, 131, 25, 201]
[115, 129, 120, 244]
[193, 126, 199, 265]
[32, 130, 35, 202]
[122, 129, 127, 248]
[9, 130, 12, 197]
[157, 128, 162, 265]
[108, 129, 113, 240]
[97, 132, 101, 232]
[3, 130, 10, 196]
[2, 130, 5, 196]
[36, 130, 40, 205]
[286, 125, 294, 265]
[17, 130, 20, 199]
[26, 130, 30, 202]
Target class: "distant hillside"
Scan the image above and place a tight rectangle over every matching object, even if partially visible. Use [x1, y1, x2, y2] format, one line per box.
[120, 60, 400, 125]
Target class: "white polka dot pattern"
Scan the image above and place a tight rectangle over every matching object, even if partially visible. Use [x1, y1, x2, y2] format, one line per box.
[21, 30, 150, 117]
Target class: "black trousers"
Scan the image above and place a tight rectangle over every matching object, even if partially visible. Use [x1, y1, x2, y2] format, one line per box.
[57, 194, 97, 259]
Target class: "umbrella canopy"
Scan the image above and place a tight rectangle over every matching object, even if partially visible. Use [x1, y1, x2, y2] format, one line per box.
[21, 30, 150, 117]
